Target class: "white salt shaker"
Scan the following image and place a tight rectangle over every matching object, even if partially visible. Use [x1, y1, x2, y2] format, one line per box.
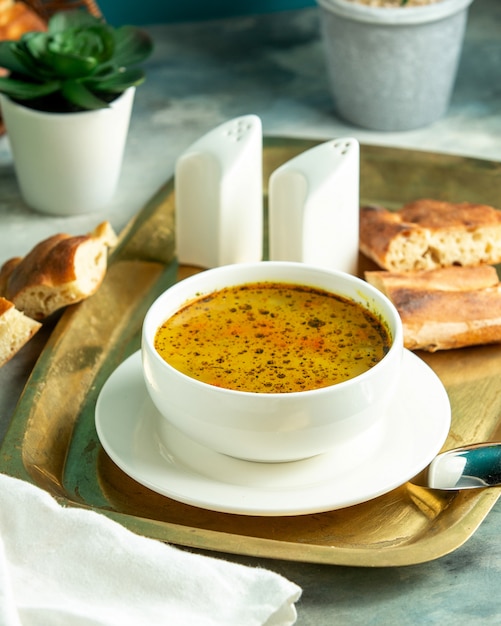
[268, 137, 360, 275]
[175, 115, 263, 268]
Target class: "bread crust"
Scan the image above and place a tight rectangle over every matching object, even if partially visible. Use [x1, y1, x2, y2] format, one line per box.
[360, 199, 501, 271]
[365, 266, 501, 351]
[366, 264, 499, 293]
[0, 222, 117, 320]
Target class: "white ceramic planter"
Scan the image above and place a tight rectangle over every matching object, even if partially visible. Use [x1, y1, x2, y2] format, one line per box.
[0, 87, 135, 215]
[317, 0, 474, 131]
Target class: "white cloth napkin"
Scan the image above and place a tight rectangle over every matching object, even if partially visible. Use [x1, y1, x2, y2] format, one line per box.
[0, 473, 301, 626]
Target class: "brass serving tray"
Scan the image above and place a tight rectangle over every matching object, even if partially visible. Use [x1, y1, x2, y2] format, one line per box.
[2, 137, 501, 567]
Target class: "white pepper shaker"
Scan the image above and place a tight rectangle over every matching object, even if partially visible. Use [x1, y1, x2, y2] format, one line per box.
[175, 115, 263, 268]
[268, 137, 359, 275]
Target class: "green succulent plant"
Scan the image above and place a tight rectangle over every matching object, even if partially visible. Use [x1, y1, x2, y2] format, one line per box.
[0, 10, 153, 112]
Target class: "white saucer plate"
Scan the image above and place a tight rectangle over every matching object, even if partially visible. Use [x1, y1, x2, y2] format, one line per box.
[95, 350, 451, 516]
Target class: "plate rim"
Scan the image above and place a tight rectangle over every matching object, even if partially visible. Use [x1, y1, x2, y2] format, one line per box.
[95, 349, 451, 516]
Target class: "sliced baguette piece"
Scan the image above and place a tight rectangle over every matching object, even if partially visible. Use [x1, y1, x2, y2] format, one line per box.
[366, 264, 500, 293]
[365, 265, 501, 352]
[360, 199, 501, 271]
[0, 222, 117, 320]
[0, 297, 41, 367]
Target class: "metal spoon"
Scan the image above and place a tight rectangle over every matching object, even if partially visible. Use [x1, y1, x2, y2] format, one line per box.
[411, 443, 501, 490]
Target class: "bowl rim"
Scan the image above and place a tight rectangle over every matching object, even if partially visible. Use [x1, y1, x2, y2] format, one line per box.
[142, 261, 403, 398]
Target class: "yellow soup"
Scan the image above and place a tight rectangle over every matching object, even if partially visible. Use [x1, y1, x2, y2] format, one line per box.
[154, 281, 391, 393]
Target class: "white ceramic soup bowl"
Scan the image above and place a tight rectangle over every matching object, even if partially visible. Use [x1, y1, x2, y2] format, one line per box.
[142, 261, 403, 463]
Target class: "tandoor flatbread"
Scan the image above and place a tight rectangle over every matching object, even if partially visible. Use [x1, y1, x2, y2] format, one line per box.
[360, 199, 501, 271]
[365, 265, 501, 352]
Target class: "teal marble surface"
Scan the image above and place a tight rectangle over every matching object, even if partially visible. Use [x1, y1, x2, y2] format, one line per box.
[1, 2, 501, 623]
